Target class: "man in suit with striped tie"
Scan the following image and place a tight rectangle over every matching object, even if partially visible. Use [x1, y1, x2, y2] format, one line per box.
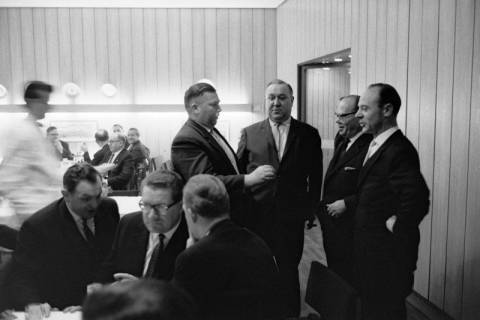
[171, 82, 276, 226]
[319, 95, 372, 285]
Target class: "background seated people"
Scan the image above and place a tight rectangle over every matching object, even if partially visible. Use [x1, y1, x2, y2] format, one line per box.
[6, 163, 119, 311]
[97, 133, 134, 190]
[112, 124, 129, 149]
[46, 126, 73, 160]
[82, 129, 110, 166]
[95, 170, 188, 284]
[83, 279, 198, 320]
[173, 174, 282, 320]
[126, 128, 150, 190]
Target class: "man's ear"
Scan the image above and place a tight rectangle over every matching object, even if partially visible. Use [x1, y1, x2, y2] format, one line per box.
[383, 103, 394, 117]
[61, 189, 69, 201]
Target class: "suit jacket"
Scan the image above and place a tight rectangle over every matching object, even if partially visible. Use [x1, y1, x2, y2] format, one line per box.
[355, 130, 429, 272]
[97, 211, 188, 282]
[127, 141, 150, 167]
[0, 224, 18, 250]
[104, 149, 135, 190]
[52, 140, 73, 160]
[173, 219, 281, 319]
[7, 198, 119, 309]
[84, 144, 110, 166]
[171, 119, 246, 222]
[237, 118, 323, 221]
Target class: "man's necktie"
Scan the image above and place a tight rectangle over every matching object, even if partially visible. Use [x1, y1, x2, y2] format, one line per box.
[82, 218, 95, 245]
[339, 138, 350, 158]
[145, 234, 165, 278]
[275, 123, 283, 160]
[363, 140, 378, 165]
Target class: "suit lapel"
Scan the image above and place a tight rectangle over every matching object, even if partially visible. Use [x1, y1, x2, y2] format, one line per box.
[59, 200, 92, 250]
[260, 120, 280, 168]
[331, 134, 371, 174]
[357, 130, 402, 187]
[281, 118, 297, 163]
[131, 220, 150, 276]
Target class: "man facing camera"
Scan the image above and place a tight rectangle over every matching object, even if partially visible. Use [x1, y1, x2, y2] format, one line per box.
[46, 126, 73, 161]
[100, 133, 134, 190]
[95, 170, 188, 283]
[6, 163, 119, 311]
[354, 83, 430, 320]
[173, 175, 282, 320]
[319, 95, 372, 285]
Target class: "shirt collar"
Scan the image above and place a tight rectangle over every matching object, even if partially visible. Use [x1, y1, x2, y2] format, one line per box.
[65, 201, 93, 224]
[348, 130, 364, 145]
[149, 215, 182, 242]
[193, 120, 214, 134]
[268, 116, 292, 128]
[372, 126, 399, 148]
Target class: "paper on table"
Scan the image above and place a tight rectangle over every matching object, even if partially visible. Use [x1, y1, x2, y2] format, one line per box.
[13, 311, 81, 320]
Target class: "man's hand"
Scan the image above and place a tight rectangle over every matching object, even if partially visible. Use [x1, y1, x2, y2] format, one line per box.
[25, 303, 51, 320]
[386, 215, 397, 233]
[87, 282, 104, 295]
[63, 306, 81, 313]
[113, 273, 138, 283]
[244, 165, 276, 187]
[326, 200, 346, 217]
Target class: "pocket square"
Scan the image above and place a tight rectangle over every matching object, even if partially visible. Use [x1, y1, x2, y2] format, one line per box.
[344, 166, 357, 171]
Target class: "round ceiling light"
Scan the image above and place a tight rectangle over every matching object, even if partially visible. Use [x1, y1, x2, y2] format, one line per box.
[63, 82, 80, 97]
[101, 83, 117, 97]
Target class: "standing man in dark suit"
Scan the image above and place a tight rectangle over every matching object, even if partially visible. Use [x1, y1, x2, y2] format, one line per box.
[100, 133, 134, 190]
[237, 79, 323, 317]
[354, 83, 430, 320]
[7, 163, 119, 313]
[171, 82, 276, 225]
[173, 174, 281, 320]
[95, 170, 188, 284]
[319, 95, 372, 285]
[46, 126, 73, 160]
[82, 129, 111, 166]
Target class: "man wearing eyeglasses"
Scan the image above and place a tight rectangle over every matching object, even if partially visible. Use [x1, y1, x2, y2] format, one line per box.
[94, 170, 188, 285]
[318, 95, 372, 285]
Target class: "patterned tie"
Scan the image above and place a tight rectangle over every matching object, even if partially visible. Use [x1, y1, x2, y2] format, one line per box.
[144, 234, 165, 278]
[82, 218, 95, 245]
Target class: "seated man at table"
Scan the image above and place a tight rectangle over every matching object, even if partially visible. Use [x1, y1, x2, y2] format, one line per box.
[46, 126, 73, 161]
[82, 129, 111, 166]
[173, 174, 282, 320]
[83, 279, 198, 320]
[98, 133, 134, 190]
[95, 170, 188, 283]
[6, 163, 119, 311]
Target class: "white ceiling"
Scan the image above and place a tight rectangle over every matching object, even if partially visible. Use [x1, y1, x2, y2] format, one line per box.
[0, 0, 286, 8]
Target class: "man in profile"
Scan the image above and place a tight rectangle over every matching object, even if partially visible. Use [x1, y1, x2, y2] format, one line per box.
[96, 170, 188, 283]
[0, 81, 62, 243]
[171, 82, 275, 225]
[83, 279, 198, 320]
[173, 174, 281, 320]
[7, 163, 119, 312]
[46, 126, 73, 161]
[354, 83, 430, 319]
[82, 129, 110, 166]
[319, 95, 372, 285]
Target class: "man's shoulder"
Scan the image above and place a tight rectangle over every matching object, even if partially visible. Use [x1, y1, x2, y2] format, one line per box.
[21, 199, 64, 231]
[173, 121, 202, 141]
[292, 118, 320, 136]
[243, 120, 267, 132]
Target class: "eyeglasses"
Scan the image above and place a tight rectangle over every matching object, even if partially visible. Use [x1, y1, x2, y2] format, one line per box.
[139, 200, 178, 214]
[334, 111, 357, 119]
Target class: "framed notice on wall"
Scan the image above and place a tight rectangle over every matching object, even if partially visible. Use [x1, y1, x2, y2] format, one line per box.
[49, 120, 98, 142]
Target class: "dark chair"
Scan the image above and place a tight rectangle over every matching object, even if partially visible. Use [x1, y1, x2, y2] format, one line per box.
[305, 261, 361, 320]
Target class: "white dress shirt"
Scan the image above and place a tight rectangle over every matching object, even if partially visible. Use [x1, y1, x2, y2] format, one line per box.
[363, 126, 399, 164]
[269, 117, 291, 161]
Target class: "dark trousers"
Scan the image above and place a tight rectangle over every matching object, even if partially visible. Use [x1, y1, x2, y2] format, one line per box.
[253, 210, 305, 317]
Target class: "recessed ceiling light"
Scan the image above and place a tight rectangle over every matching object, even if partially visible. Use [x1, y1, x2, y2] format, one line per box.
[334, 58, 343, 62]
[322, 67, 331, 71]
[348, 54, 352, 58]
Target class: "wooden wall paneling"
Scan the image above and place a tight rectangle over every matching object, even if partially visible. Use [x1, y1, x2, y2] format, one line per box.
[106, 9, 120, 86]
[131, 9, 145, 102]
[81, 9, 96, 101]
[445, 0, 475, 318]
[344, 0, 351, 49]
[70, 9, 84, 95]
[405, 0, 422, 148]
[321, 69, 328, 138]
[228, 9, 241, 100]
[385, 0, 398, 85]
[325, 0, 331, 54]
[264, 9, 276, 89]
[94, 9, 108, 96]
[143, 8, 158, 101]
[155, 9, 169, 99]
[58, 8, 73, 99]
[240, 9, 253, 105]
[463, 2, 480, 318]
[375, 0, 386, 81]
[414, 0, 439, 298]
[19, 9, 35, 81]
[365, 0, 376, 85]
[337, 0, 344, 51]
[313, 70, 320, 131]
[167, 9, 181, 100]
[313, 0, 321, 57]
[118, 9, 133, 103]
[305, 70, 312, 127]
[356, 0, 367, 92]
[192, 9, 205, 83]
[44, 9, 61, 101]
[180, 9, 193, 91]
[429, 0, 456, 309]
[215, 9, 229, 97]
[327, 70, 333, 138]
[0, 10, 12, 104]
[204, 9, 217, 87]
[252, 10, 265, 113]
[307, 0, 315, 57]
[350, 0, 359, 94]
[32, 9, 48, 81]
[395, 0, 410, 132]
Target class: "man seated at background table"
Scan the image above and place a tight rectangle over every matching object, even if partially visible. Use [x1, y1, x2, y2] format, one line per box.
[96, 133, 134, 190]
[173, 174, 283, 320]
[46, 126, 73, 161]
[94, 170, 188, 284]
[81, 129, 111, 166]
[6, 163, 119, 312]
